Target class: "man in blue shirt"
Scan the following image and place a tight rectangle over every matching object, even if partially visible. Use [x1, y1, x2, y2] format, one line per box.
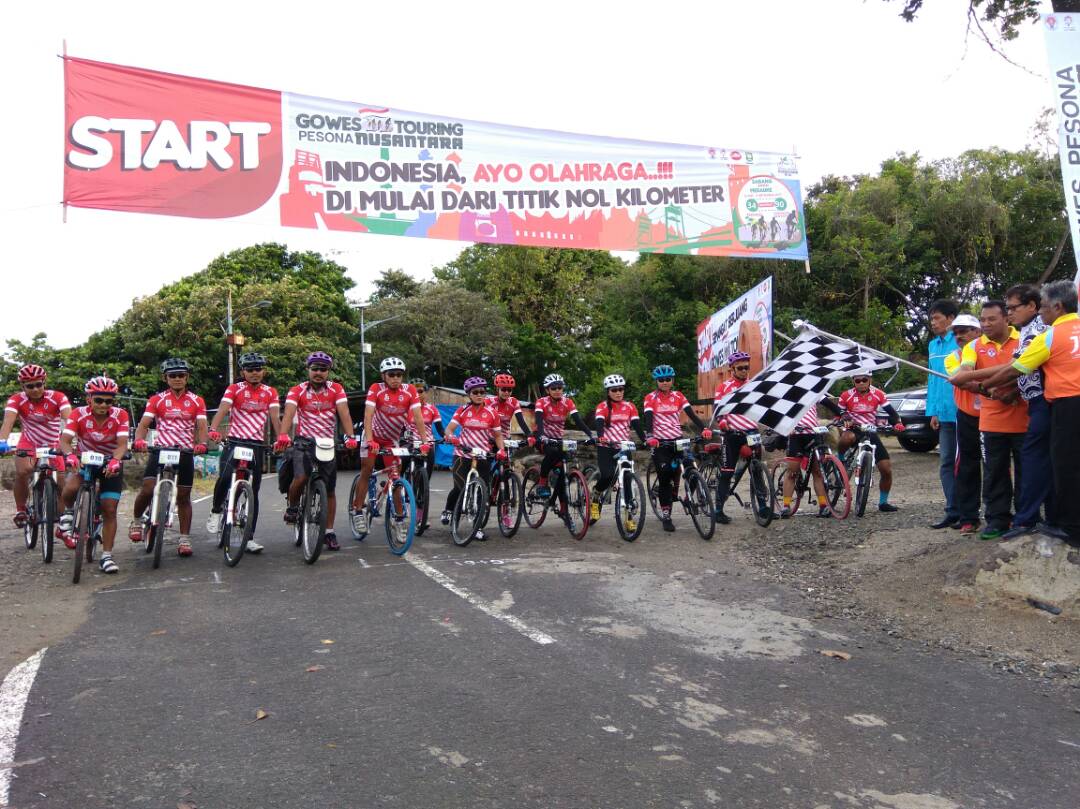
[927, 299, 960, 528]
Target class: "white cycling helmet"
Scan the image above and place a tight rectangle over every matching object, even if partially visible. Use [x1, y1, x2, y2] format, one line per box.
[542, 373, 565, 388]
[379, 356, 407, 373]
[603, 374, 626, 389]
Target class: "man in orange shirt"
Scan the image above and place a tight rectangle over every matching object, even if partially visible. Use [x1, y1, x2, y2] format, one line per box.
[952, 301, 1028, 540]
[944, 314, 982, 533]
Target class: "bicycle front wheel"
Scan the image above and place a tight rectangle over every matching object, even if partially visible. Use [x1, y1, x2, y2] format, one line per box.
[347, 474, 369, 541]
[40, 477, 57, 563]
[771, 459, 802, 517]
[820, 454, 851, 520]
[410, 464, 430, 536]
[521, 466, 547, 529]
[615, 472, 646, 542]
[749, 458, 776, 527]
[565, 470, 590, 540]
[301, 478, 328, 564]
[497, 470, 523, 538]
[25, 483, 39, 551]
[854, 452, 874, 517]
[385, 477, 416, 556]
[452, 477, 487, 547]
[645, 463, 663, 521]
[72, 489, 93, 584]
[152, 479, 173, 570]
[684, 469, 716, 540]
[223, 480, 255, 567]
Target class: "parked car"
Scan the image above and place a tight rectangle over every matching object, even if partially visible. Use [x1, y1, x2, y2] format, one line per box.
[884, 387, 939, 452]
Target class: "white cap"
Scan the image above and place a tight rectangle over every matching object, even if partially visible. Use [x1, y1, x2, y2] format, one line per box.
[951, 314, 980, 330]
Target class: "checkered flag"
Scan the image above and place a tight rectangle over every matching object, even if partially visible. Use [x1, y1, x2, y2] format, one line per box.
[714, 332, 894, 435]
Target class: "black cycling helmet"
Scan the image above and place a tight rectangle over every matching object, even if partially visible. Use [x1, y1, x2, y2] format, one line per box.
[160, 357, 191, 374]
[409, 377, 427, 390]
[239, 352, 267, 369]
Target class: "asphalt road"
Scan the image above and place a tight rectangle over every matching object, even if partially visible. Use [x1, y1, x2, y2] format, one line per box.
[6, 470, 1080, 809]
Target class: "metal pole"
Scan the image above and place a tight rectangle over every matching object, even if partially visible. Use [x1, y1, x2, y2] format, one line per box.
[226, 289, 234, 387]
[790, 321, 948, 380]
[359, 305, 366, 392]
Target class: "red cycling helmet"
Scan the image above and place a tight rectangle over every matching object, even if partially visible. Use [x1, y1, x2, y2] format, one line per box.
[17, 364, 46, 382]
[493, 373, 515, 388]
[84, 376, 119, 395]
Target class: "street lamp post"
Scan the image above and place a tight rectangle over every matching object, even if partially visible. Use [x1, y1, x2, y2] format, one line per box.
[353, 301, 404, 390]
[222, 292, 272, 385]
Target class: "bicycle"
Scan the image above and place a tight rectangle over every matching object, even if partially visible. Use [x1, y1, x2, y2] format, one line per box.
[708, 429, 778, 527]
[769, 423, 851, 519]
[216, 440, 262, 567]
[449, 445, 494, 547]
[14, 448, 62, 563]
[69, 450, 127, 584]
[290, 436, 339, 564]
[402, 440, 430, 536]
[490, 438, 523, 538]
[841, 423, 894, 517]
[521, 438, 591, 540]
[585, 440, 646, 542]
[348, 445, 417, 556]
[138, 445, 189, 570]
[646, 437, 715, 540]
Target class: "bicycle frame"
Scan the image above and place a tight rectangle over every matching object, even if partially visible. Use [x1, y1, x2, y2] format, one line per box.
[224, 443, 256, 529]
[147, 446, 184, 531]
[594, 440, 637, 505]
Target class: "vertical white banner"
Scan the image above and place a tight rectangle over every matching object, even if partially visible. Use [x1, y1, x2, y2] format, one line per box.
[1043, 12, 1080, 290]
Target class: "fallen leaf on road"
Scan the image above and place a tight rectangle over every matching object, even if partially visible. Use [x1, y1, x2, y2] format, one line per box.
[321, 639, 335, 645]
[325, 742, 337, 749]
[305, 665, 325, 673]
[255, 708, 269, 720]
[820, 649, 852, 661]
[150, 629, 167, 636]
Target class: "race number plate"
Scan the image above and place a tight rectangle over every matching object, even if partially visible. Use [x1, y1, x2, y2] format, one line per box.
[746, 433, 762, 447]
[561, 439, 578, 452]
[674, 438, 691, 451]
[232, 446, 254, 461]
[812, 425, 829, 435]
[35, 447, 52, 459]
[158, 450, 181, 465]
[504, 439, 520, 450]
[391, 447, 411, 457]
[471, 447, 487, 458]
[80, 451, 105, 466]
[619, 441, 636, 452]
[864, 424, 878, 433]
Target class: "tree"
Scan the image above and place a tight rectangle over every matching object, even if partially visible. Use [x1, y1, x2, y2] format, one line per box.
[893, 1, 1042, 41]
[369, 269, 423, 302]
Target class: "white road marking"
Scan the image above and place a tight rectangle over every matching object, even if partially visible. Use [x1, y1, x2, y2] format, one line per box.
[357, 557, 371, 568]
[0, 648, 47, 807]
[212, 570, 222, 584]
[1059, 739, 1080, 750]
[192, 494, 213, 504]
[406, 555, 555, 645]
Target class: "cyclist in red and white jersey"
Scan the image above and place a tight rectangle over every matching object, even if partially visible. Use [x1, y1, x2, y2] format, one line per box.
[642, 364, 712, 532]
[780, 396, 844, 518]
[590, 374, 646, 523]
[402, 377, 444, 488]
[836, 369, 905, 512]
[205, 352, 281, 552]
[711, 352, 759, 524]
[348, 356, 426, 536]
[276, 352, 358, 550]
[129, 358, 208, 556]
[0, 364, 71, 528]
[532, 374, 595, 518]
[484, 373, 533, 440]
[441, 376, 506, 539]
[57, 377, 130, 573]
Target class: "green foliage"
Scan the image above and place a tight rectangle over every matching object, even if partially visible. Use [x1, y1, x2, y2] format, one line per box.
[895, 0, 1041, 41]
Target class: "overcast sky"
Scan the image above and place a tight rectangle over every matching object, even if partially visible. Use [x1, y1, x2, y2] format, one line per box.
[2, 0, 1054, 349]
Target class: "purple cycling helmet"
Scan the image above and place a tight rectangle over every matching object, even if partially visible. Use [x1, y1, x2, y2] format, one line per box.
[306, 351, 333, 368]
[728, 351, 751, 366]
[463, 376, 488, 392]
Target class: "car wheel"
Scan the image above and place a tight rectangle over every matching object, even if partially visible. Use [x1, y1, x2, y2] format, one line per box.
[898, 434, 938, 453]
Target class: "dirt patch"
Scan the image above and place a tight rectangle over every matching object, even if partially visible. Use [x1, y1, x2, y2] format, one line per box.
[723, 442, 1080, 685]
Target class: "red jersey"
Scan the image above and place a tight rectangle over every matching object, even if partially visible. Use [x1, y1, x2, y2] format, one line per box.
[143, 389, 206, 450]
[64, 406, 130, 455]
[642, 389, 690, 439]
[534, 395, 578, 440]
[364, 382, 421, 442]
[594, 400, 639, 444]
[837, 387, 888, 427]
[792, 403, 825, 434]
[405, 402, 442, 442]
[220, 381, 279, 442]
[449, 403, 500, 458]
[6, 389, 71, 449]
[713, 378, 757, 432]
[287, 381, 347, 440]
[484, 394, 523, 438]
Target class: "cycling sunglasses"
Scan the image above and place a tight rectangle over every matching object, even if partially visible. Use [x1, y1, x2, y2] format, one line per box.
[166, 372, 188, 379]
[309, 365, 330, 373]
[497, 387, 514, 394]
[383, 371, 404, 378]
[732, 365, 750, 372]
[468, 388, 488, 395]
[608, 387, 625, 393]
[22, 382, 44, 390]
[853, 376, 871, 383]
[242, 365, 265, 372]
[91, 396, 115, 405]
